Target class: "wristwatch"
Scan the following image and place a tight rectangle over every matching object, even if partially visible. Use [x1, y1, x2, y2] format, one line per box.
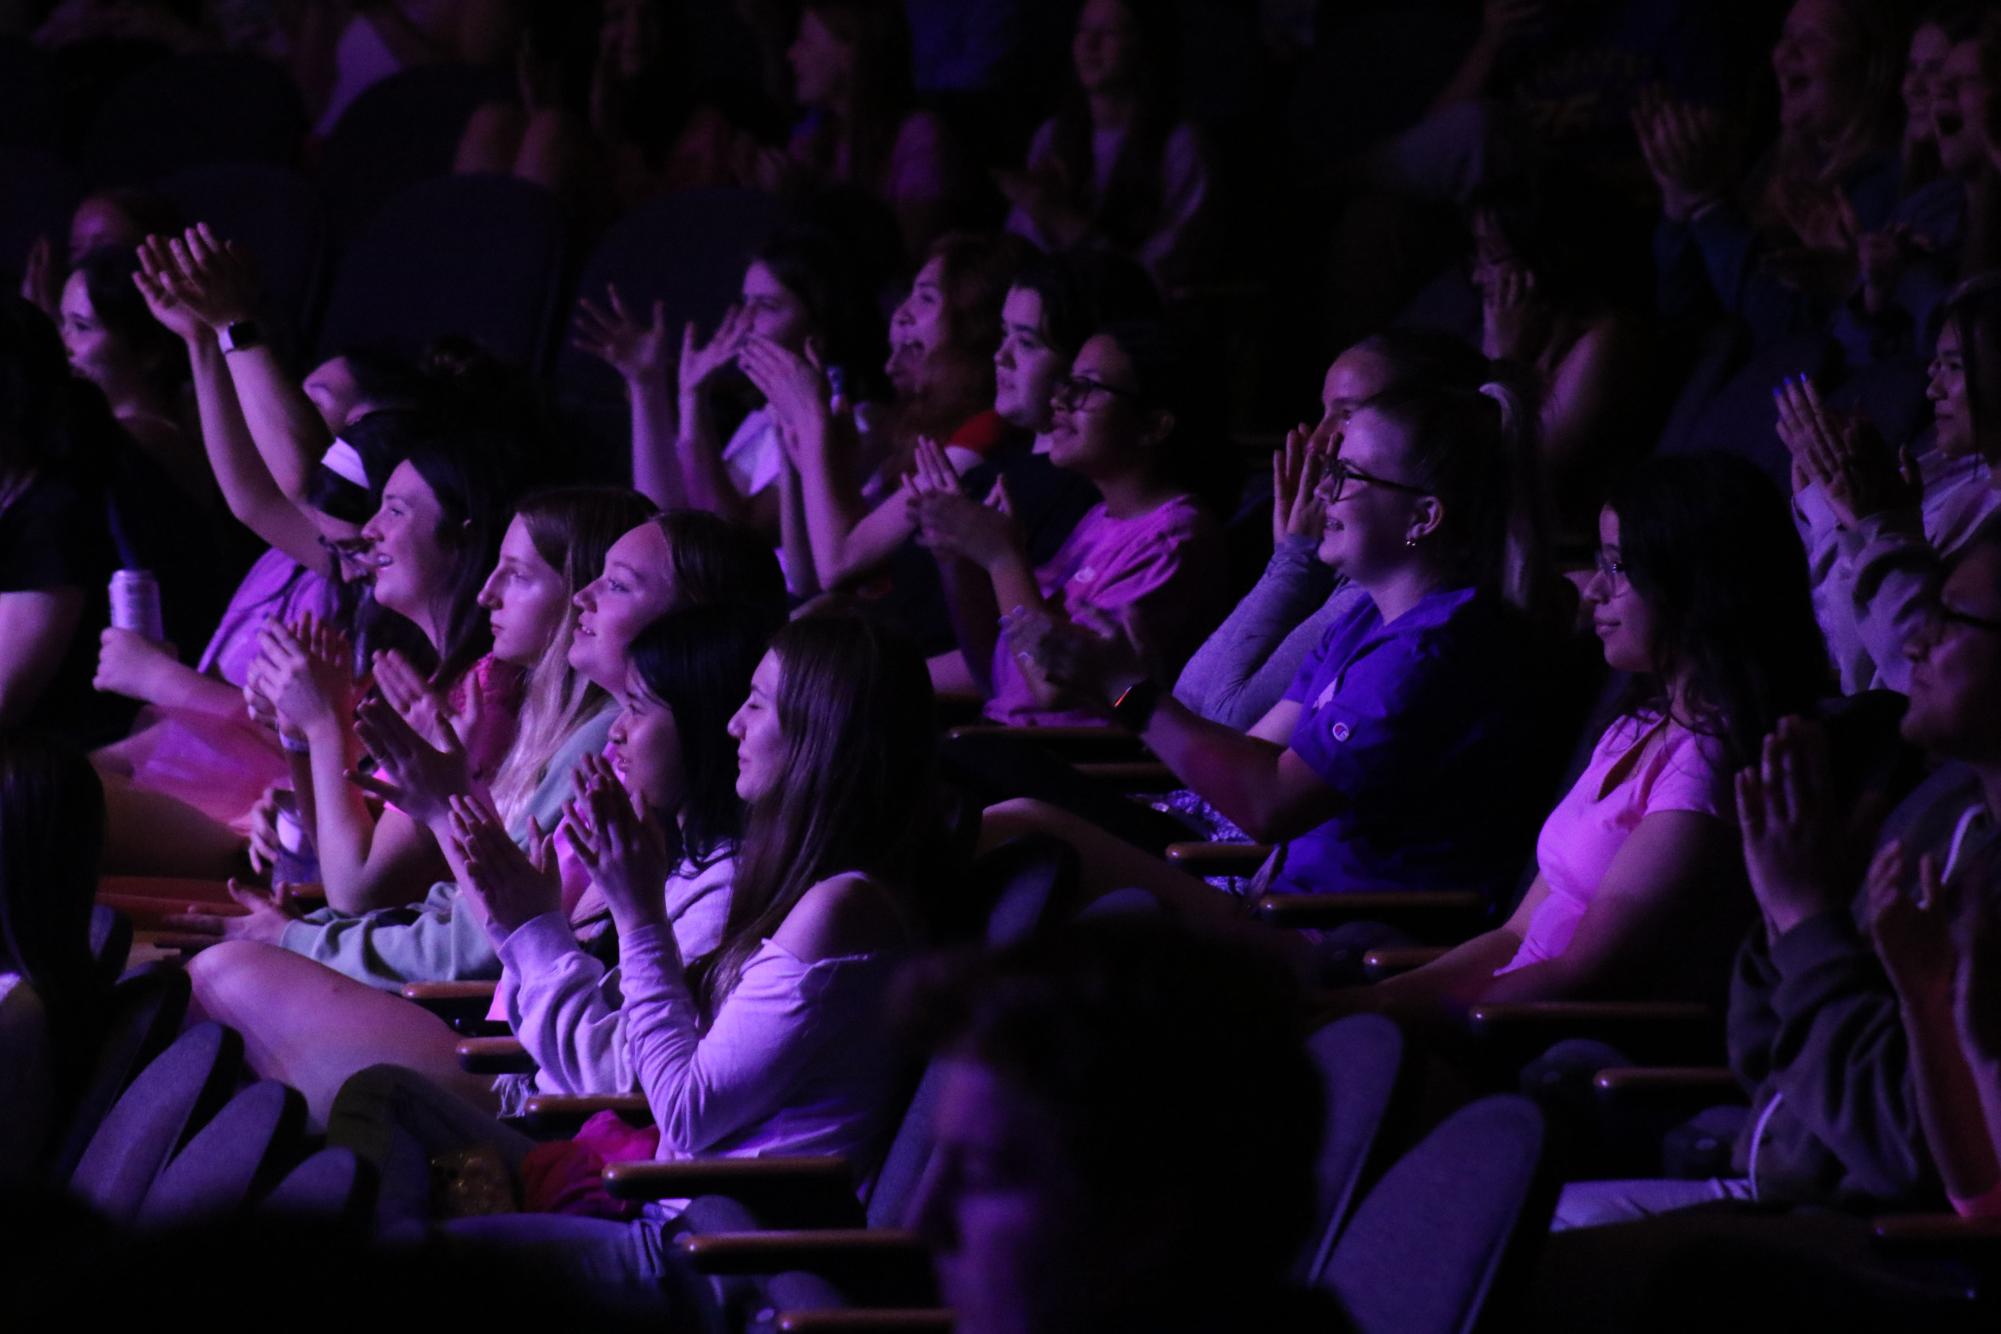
[1110, 679, 1163, 733]
[218, 320, 264, 354]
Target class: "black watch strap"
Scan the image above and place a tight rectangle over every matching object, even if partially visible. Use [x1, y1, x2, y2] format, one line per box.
[1110, 679, 1163, 733]
[219, 320, 264, 354]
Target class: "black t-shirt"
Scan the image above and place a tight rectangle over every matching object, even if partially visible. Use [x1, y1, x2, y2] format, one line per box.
[0, 470, 120, 741]
[867, 435, 1099, 657]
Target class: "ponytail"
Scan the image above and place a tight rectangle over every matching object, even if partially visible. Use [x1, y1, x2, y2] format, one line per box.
[1363, 373, 1551, 613]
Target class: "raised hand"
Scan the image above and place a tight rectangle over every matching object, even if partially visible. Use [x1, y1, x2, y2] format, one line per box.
[132, 235, 211, 344]
[350, 693, 472, 827]
[1865, 839, 1957, 999]
[1478, 263, 1548, 363]
[155, 223, 260, 330]
[679, 304, 752, 403]
[448, 794, 562, 936]
[573, 284, 674, 390]
[559, 755, 672, 928]
[1633, 90, 1734, 223]
[1735, 716, 1853, 938]
[905, 435, 965, 500]
[1273, 422, 1333, 547]
[1774, 376, 1916, 526]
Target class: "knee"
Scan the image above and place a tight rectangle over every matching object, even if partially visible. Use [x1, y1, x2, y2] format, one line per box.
[977, 797, 1068, 852]
[186, 939, 279, 1017]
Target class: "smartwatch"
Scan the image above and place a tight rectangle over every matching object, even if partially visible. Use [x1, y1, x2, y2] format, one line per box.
[218, 320, 264, 354]
[1110, 679, 1162, 733]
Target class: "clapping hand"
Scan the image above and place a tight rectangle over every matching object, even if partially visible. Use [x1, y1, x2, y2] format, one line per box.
[1736, 716, 1856, 938]
[1273, 421, 1333, 546]
[559, 754, 673, 929]
[679, 304, 752, 404]
[1865, 839, 1957, 999]
[372, 649, 457, 752]
[248, 614, 355, 740]
[149, 223, 260, 331]
[913, 474, 1024, 571]
[350, 694, 472, 828]
[1773, 376, 1917, 526]
[1633, 89, 1735, 223]
[447, 794, 561, 937]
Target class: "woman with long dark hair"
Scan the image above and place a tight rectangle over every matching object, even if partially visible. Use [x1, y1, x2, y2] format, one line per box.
[322, 614, 950, 1297]
[1336, 454, 1828, 1020]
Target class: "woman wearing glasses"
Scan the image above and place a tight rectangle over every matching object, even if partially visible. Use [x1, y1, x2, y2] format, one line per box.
[1330, 455, 1827, 1020]
[983, 376, 1572, 928]
[911, 320, 1227, 727]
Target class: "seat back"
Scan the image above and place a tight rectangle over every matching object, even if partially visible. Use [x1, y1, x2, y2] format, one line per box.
[971, 834, 1082, 948]
[88, 905, 131, 987]
[554, 189, 783, 471]
[68, 1021, 243, 1221]
[865, 1059, 950, 1232]
[1322, 1094, 1554, 1334]
[317, 63, 511, 242]
[315, 173, 568, 372]
[82, 52, 304, 185]
[258, 1145, 377, 1227]
[158, 162, 328, 347]
[1297, 1014, 1411, 1282]
[136, 1080, 305, 1228]
[49, 963, 190, 1181]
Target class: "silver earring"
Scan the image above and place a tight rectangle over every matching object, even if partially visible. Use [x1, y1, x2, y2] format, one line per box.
[1404, 535, 1418, 548]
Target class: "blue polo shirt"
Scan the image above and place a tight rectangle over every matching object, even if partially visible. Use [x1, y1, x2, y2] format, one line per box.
[1267, 585, 1546, 901]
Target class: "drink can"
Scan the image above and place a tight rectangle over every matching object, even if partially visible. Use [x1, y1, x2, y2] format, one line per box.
[109, 569, 164, 642]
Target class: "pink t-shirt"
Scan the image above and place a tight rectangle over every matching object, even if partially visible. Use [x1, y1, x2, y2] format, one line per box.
[983, 496, 1225, 727]
[1496, 710, 1733, 975]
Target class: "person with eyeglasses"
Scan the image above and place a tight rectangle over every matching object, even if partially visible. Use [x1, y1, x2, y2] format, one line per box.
[912, 319, 1227, 728]
[1330, 455, 1828, 1029]
[978, 378, 1576, 949]
[1541, 515, 2001, 1247]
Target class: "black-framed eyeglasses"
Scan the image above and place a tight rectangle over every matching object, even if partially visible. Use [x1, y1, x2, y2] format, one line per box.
[1052, 374, 1143, 411]
[317, 533, 373, 566]
[1921, 599, 2001, 637]
[1319, 457, 1430, 503]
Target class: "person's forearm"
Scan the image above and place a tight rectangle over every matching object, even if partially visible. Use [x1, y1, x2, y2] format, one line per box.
[776, 462, 820, 597]
[301, 717, 382, 914]
[190, 340, 325, 568]
[797, 417, 881, 588]
[1173, 538, 1334, 724]
[936, 555, 1000, 694]
[1341, 928, 1524, 1021]
[1136, 697, 1303, 842]
[1899, 983, 2001, 1203]
[629, 382, 686, 510]
[223, 346, 331, 502]
[150, 663, 252, 719]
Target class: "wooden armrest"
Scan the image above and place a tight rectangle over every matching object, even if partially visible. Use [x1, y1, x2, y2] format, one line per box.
[1164, 842, 1271, 869]
[1872, 1213, 2001, 1253]
[944, 724, 1145, 761]
[1252, 890, 1486, 941]
[674, 1228, 929, 1279]
[100, 876, 237, 906]
[603, 1155, 856, 1203]
[1362, 946, 1446, 980]
[455, 1036, 535, 1074]
[136, 930, 229, 954]
[776, 1312, 955, 1333]
[517, 1092, 652, 1136]
[1592, 1066, 1739, 1094]
[401, 980, 503, 1033]
[1466, 1001, 1723, 1065]
[104, 893, 248, 922]
[1072, 761, 1180, 791]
